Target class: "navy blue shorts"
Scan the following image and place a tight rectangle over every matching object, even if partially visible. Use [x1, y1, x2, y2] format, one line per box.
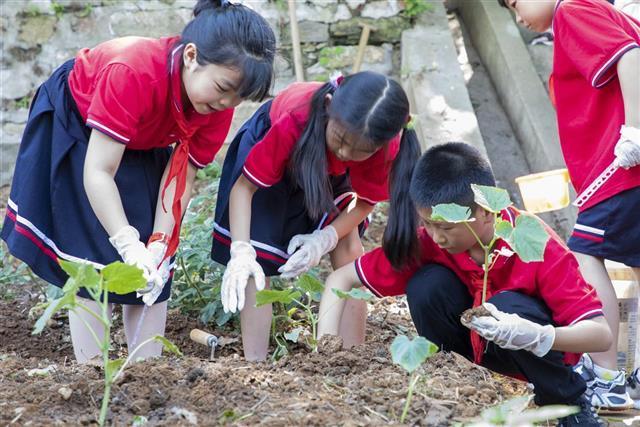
[567, 186, 640, 267]
[211, 101, 368, 276]
[1, 59, 173, 304]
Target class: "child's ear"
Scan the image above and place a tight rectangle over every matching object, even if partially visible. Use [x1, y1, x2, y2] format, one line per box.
[183, 43, 198, 71]
[474, 206, 493, 224]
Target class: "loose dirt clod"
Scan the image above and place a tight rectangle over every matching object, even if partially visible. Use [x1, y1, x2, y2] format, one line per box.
[461, 305, 493, 324]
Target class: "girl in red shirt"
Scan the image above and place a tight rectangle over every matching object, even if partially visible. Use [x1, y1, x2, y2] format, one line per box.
[211, 72, 421, 361]
[1, 0, 275, 363]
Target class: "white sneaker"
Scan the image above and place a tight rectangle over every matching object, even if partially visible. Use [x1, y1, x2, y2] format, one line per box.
[574, 354, 634, 410]
[626, 368, 640, 409]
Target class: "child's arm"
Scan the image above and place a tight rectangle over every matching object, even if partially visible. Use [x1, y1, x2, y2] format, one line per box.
[229, 174, 258, 242]
[330, 199, 375, 238]
[553, 315, 612, 353]
[317, 263, 362, 338]
[618, 48, 640, 127]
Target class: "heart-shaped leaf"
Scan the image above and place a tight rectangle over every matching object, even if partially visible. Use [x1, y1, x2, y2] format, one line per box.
[390, 335, 438, 373]
[511, 215, 549, 262]
[103, 262, 147, 295]
[153, 335, 182, 356]
[471, 184, 512, 213]
[430, 204, 472, 223]
[255, 289, 301, 307]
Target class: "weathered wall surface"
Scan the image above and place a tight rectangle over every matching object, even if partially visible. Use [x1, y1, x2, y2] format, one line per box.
[1, 0, 415, 185]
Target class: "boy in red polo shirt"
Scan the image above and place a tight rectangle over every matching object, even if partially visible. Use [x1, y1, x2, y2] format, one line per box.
[318, 143, 611, 427]
[499, 0, 640, 409]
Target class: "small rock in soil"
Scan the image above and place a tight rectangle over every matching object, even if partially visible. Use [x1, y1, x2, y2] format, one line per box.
[149, 389, 169, 409]
[57, 386, 72, 400]
[185, 367, 206, 384]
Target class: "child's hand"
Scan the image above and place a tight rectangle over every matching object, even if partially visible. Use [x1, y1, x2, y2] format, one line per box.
[614, 125, 640, 169]
[221, 241, 265, 313]
[278, 226, 338, 278]
[140, 240, 171, 306]
[109, 225, 164, 295]
[462, 303, 556, 357]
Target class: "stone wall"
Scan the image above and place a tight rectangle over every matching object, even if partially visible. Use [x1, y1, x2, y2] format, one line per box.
[0, 0, 416, 185]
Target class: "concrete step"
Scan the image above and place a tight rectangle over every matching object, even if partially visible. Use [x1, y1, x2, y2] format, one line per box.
[401, 2, 487, 158]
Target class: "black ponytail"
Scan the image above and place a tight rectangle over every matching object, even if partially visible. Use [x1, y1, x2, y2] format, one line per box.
[182, 0, 276, 101]
[289, 83, 336, 220]
[383, 128, 421, 270]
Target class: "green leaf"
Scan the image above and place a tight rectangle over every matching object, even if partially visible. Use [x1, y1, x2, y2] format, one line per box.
[332, 287, 374, 301]
[511, 215, 549, 262]
[480, 396, 530, 423]
[471, 184, 512, 213]
[495, 219, 514, 242]
[255, 289, 301, 307]
[430, 204, 471, 223]
[32, 292, 76, 335]
[284, 326, 305, 342]
[153, 335, 183, 356]
[297, 274, 324, 295]
[390, 335, 438, 374]
[103, 262, 147, 295]
[59, 260, 100, 294]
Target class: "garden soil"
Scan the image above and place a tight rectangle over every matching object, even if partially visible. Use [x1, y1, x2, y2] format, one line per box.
[0, 287, 527, 426]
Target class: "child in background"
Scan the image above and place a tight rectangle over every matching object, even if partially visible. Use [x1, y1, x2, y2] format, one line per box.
[211, 71, 421, 361]
[1, 0, 275, 363]
[318, 143, 611, 427]
[499, 0, 640, 409]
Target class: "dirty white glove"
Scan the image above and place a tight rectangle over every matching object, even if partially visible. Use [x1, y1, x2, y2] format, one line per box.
[614, 125, 640, 169]
[108, 226, 163, 295]
[221, 241, 266, 313]
[277, 225, 339, 279]
[462, 303, 556, 357]
[139, 240, 171, 306]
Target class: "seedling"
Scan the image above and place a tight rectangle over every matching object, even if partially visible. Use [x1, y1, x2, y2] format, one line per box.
[465, 395, 578, 426]
[390, 334, 438, 423]
[32, 260, 181, 426]
[430, 184, 549, 320]
[255, 273, 325, 358]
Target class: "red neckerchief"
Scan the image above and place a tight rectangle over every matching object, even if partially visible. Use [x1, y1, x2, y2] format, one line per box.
[161, 44, 195, 262]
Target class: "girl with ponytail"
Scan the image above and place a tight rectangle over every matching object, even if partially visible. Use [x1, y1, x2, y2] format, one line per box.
[212, 71, 421, 361]
[1, 0, 275, 362]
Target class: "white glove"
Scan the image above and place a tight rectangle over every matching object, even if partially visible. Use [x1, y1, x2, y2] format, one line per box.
[614, 125, 640, 169]
[462, 303, 556, 357]
[221, 241, 266, 313]
[277, 226, 339, 279]
[108, 226, 163, 296]
[139, 241, 171, 306]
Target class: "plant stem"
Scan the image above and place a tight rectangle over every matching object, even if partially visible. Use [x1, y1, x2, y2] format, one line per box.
[400, 373, 421, 423]
[76, 302, 110, 328]
[98, 281, 111, 427]
[178, 256, 206, 303]
[482, 248, 490, 304]
[293, 299, 317, 352]
[112, 335, 159, 382]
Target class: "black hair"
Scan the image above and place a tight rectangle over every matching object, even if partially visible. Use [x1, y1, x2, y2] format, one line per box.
[289, 71, 422, 270]
[180, 0, 276, 101]
[497, 0, 507, 7]
[410, 142, 496, 212]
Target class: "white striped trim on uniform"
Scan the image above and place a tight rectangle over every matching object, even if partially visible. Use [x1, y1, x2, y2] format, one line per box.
[86, 119, 130, 143]
[358, 194, 380, 205]
[569, 309, 604, 325]
[242, 165, 272, 188]
[316, 192, 357, 230]
[188, 153, 206, 169]
[213, 221, 290, 259]
[7, 198, 106, 269]
[574, 223, 605, 236]
[592, 42, 639, 88]
[170, 44, 184, 112]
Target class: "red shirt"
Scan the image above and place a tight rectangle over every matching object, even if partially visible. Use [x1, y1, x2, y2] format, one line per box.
[355, 207, 603, 365]
[68, 36, 234, 168]
[552, 0, 640, 211]
[242, 82, 401, 205]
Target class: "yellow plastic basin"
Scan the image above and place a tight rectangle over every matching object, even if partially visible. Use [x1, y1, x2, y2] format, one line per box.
[515, 169, 570, 213]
